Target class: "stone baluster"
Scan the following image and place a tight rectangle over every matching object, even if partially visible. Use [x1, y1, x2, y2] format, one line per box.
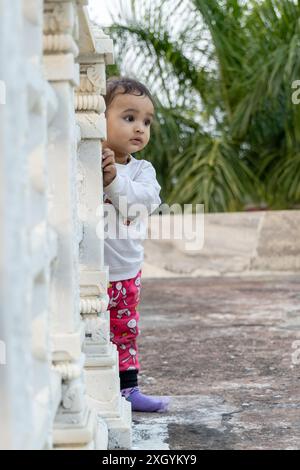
[25, 0, 60, 449]
[0, 0, 58, 449]
[0, 0, 34, 450]
[43, 0, 104, 450]
[75, 18, 132, 449]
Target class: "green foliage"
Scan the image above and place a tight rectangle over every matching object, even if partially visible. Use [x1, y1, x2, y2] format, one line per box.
[106, 62, 121, 78]
[107, 0, 300, 212]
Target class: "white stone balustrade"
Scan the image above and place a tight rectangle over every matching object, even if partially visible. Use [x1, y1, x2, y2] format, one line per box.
[0, 0, 131, 450]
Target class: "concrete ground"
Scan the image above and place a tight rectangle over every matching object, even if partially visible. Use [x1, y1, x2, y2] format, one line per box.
[131, 275, 300, 450]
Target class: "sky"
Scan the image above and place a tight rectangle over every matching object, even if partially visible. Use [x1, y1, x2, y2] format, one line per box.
[88, 0, 118, 26]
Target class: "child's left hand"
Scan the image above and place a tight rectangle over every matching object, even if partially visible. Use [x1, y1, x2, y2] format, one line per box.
[102, 147, 117, 187]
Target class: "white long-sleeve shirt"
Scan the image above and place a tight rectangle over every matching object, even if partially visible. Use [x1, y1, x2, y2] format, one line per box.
[103, 155, 161, 281]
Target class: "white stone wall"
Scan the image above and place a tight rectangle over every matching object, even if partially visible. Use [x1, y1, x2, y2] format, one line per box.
[0, 0, 131, 450]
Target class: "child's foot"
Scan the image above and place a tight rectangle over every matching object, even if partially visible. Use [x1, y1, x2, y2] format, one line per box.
[121, 386, 170, 412]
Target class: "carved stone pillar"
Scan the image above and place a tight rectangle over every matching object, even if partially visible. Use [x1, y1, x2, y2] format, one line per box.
[43, 0, 107, 450]
[0, 0, 59, 449]
[75, 21, 132, 449]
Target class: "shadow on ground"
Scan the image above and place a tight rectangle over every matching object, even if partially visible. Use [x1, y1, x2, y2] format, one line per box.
[132, 276, 300, 450]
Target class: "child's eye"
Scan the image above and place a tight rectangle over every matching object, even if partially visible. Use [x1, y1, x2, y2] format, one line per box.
[144, 119, 152, 126]
[124, 115, 134, 122]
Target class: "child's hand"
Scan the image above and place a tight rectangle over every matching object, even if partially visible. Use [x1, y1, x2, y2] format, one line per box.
[102, 147, 116, 187]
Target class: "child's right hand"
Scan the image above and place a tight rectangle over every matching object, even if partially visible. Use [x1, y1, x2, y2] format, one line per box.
[102, 147, 117, 187]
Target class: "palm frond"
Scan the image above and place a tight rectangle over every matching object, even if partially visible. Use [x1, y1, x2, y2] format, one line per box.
[102, 0, 300, 211]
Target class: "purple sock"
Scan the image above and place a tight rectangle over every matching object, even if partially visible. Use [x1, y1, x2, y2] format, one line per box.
[121, 386, 170, 412]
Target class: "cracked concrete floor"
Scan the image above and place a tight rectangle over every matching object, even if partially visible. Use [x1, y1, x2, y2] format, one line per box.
[132, 275, 300, 450]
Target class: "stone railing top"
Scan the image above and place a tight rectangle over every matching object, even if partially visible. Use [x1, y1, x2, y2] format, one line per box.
[78, 6, 114, 64]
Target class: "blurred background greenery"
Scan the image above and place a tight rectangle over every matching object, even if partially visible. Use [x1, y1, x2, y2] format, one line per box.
[103, 0, 300, 212]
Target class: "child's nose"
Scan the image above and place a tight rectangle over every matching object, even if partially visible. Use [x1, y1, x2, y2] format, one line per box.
[134, 123, 144, 133]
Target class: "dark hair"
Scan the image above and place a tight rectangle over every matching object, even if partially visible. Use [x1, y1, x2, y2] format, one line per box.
[105, 76, 155, 109]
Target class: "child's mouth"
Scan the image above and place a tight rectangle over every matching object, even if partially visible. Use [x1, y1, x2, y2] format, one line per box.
[130, 139, 143, 145]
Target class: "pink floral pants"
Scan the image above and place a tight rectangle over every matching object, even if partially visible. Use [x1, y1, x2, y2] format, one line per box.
[107, 270, 141, 372]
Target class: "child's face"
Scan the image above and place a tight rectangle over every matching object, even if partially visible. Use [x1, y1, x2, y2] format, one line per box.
[105, 91, 154, 156]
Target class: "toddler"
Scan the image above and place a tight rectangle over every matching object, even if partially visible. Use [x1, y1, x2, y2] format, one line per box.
[102, 77, 169, 412]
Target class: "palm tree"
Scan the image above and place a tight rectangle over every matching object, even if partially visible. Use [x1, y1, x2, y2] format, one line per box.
[107, 0, 300, 212]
